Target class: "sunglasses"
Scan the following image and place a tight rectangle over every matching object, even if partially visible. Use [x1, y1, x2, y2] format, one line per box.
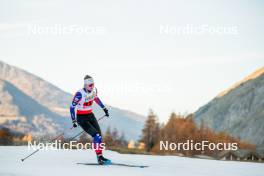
[88, 83, 94, 87]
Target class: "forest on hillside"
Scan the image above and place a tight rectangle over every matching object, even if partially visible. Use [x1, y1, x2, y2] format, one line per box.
[140, 110, 255, 157]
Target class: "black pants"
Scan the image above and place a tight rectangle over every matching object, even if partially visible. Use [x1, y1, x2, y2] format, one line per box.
[77, 113, 101, 137]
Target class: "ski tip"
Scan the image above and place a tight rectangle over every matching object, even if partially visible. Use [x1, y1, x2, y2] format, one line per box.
[21, 159, 24, 162]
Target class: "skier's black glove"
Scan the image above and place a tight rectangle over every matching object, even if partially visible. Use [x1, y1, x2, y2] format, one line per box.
[72, 119, 78, 128]
[103, 107, 109, 117]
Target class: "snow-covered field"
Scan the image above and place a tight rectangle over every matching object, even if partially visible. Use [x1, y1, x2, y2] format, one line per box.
[0, 146, 263, 176]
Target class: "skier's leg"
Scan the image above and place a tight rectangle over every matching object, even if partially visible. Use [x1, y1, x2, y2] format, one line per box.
[89, 114, 111, 164]
[77, 114, 110, 164]
[88, 114, 103, 155]
[77, 116, 102, 153]
[77, 114, 99, 137]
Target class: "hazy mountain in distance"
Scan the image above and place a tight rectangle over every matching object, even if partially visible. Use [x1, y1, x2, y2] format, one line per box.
[0, 79, 68, 135]
[194, 67, 264, 146]
[0, 60, 146, 140]
[0, 61, 72, 112]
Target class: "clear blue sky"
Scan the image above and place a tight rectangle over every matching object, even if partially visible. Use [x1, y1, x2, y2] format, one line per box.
[0, 0, 263, 121]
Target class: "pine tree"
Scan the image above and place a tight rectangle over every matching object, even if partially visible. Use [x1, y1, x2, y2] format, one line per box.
[141, 109, 160, 152]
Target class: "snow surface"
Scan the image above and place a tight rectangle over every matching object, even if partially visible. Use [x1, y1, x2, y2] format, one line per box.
[0, 146, 263, 176]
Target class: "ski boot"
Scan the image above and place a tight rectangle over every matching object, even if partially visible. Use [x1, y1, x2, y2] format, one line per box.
[97, 154, 111, 165]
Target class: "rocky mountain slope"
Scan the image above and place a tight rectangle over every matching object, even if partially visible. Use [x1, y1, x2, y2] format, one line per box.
[194, 67, 264, 146]
[0, 61, 146, 140]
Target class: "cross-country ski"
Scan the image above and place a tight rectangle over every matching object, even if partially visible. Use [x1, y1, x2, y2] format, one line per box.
[77, 162, 149, 168]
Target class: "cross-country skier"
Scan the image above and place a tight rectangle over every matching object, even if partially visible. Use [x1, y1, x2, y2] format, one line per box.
[70, 75, 111, 165]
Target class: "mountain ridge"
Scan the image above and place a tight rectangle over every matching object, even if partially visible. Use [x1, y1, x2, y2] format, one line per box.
[217, 67, 264, 97]
[194, 66, 264, 146]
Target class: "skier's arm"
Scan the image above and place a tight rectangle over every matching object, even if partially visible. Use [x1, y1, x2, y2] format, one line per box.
[94, 97, 109, 117]
[70, 92, 82, 121]
[94, 97, 105, 109]
[94, 88, 109, 117]
[94, 88, 105, 108]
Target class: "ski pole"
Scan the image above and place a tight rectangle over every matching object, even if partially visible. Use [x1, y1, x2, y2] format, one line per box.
[21, 115, 106, 162]
[97, 114, 106, 122]
[68, 130, 85, 141]
[21, 126, 74, 162]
